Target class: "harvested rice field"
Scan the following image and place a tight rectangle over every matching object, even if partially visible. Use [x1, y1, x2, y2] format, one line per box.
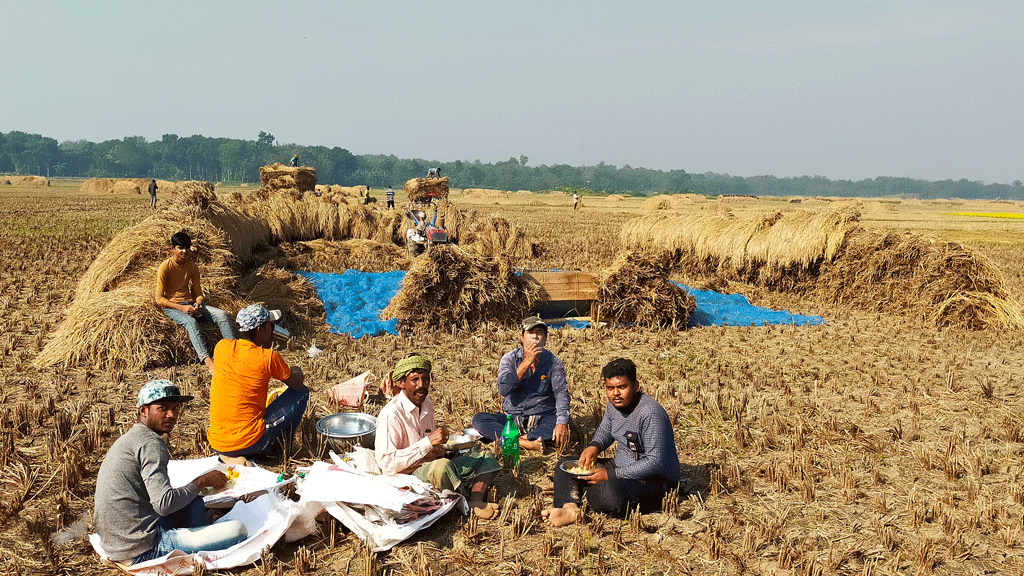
[3, 182, 1024, 575]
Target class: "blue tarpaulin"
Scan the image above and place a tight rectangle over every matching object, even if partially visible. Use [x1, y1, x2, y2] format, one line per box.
[296, 270, 823, 337]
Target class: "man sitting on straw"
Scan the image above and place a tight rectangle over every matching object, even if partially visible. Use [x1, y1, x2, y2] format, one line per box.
[208, 304, 309, 466]
[94, 380, 247, 565]
[542, 358, 680, 527]
[156, 231, 237, 376]
[472, 316, 571, 452]
[376, 354, 502, 519]
[426, 167, 440, 178]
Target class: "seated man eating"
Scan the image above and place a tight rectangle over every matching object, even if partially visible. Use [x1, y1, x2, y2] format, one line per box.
[473, 316, 571, 451]
[208, 304, 309, 465]
[155, 231, 236, 376]
[543, 358, 680, 527]
[375, 354, 502, 519]
[94, 380, 247, 565]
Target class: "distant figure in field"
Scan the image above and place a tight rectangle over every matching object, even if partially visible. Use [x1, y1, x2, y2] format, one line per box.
[386, 185, 395, 209]
[149, 179, 158, 209]
[155, 231, 237, 375]
[573, 192, 579, 211]
[290, 154, 299, 167]
[426, 167, 441, 178]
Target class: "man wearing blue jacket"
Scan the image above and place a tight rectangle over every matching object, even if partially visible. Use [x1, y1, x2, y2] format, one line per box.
[473, 316, 571, 451]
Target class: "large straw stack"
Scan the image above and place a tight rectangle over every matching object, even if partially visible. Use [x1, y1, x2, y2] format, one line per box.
[404, 177, 449, 202]
[620, 208, 1024, 330]
[460, 214, 536, 262]
[594, 249, 696, 328]
[260, 163, 317, 193]
[381, 244, 536, 332]
[274, 239, 411, 273]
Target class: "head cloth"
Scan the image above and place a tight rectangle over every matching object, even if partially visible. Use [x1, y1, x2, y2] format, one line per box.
[393, 355, 432, 382]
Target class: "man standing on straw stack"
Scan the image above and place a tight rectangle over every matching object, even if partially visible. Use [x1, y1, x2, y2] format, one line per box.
[208, 304, 308, 466]
[155, 231, 237, 376]
[472, 316, 571, 452]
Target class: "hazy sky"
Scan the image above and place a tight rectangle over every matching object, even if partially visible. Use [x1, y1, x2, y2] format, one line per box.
[2, 1, 1021, 183]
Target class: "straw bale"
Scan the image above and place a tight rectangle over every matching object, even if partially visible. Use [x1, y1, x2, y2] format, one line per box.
[594, 249, 695, 328]
[606, 194, 626, 201]
[7, 175, 49, 187]
[515, 190, 533, 196]
[114, 181, 142, 194]
[233, 264, 324, 329]
[642, 196, 673, 211]
[381, 244, 535, 331]
[548, 190, 566, 197]
[404, 177, 449, 202]
[900, 198, 924, 206]
[260, 163, 317, 193]
[274, 239, 411, 273]
[788, 196, 805, 203]
[460, 214, 536, 262]
[719, 194, 758, 202]
[681, 193, 705, 203]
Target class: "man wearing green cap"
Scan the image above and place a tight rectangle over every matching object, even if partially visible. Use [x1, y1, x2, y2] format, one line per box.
[94, 380, 247, 564]
[375, 354, 502, 519]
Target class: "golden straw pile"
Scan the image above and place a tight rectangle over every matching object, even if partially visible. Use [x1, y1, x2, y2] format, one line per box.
[4, 175, 50, 187]
[620, 209, 1024, 329]
[273, 239, 411, 273]
[594, 249, 696, 328]
[460, 214, 537, 262]
[260, 163, 317, 193]
[404, 176, 449, 202]
[382, 244, 536, 332]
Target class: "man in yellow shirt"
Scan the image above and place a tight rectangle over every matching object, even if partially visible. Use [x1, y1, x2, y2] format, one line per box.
[208, 304, 308, 465]
[155, 231, 236, 375]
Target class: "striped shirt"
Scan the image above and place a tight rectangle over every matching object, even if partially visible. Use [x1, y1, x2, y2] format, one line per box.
[589, 392, 680, 481]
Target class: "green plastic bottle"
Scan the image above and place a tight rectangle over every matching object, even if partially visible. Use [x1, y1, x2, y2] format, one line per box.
[501, 414, 520, 466]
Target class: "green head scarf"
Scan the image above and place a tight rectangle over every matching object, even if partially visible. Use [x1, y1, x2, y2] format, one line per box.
[393, 355, 432, 382]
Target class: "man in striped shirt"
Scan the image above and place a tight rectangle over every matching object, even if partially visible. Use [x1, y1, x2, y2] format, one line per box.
[542, 358, 680, 526]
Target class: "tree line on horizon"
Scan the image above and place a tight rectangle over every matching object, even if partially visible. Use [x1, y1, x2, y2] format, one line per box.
[1, 130, 1021, 200]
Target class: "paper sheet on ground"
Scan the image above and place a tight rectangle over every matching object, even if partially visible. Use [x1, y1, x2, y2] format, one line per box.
[166, 456, 294, 506]
[90, 492, 312, 575]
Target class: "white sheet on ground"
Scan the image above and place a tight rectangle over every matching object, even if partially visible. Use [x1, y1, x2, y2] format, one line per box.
[165, 456, 295, 507]
[90, 492, 309, 575]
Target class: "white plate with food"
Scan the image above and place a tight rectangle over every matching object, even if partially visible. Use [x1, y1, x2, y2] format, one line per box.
[444, 429, 482, 451]
[559, 460, 597, 478]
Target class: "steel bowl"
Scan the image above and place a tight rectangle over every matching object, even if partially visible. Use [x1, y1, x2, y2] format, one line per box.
[316, 413, 377, 451]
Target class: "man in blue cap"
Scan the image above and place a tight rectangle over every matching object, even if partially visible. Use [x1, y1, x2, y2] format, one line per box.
[94, 380, 247, 565]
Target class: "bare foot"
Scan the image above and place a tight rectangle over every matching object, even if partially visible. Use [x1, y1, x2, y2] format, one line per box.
[204, 357, 216, 376]
[541, 483, 554, 494]
[542, 504, 579, 527]
[520, 437, 544, 452]
[219, 455, 253, 467]
[471, 501, 499, 519]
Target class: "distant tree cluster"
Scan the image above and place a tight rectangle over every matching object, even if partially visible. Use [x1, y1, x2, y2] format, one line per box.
[1, 130, 1020, 200]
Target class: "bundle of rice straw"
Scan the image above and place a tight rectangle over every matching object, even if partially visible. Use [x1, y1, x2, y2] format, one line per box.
[6, 175, 49, 187]
[817, 230, 1024, 330]
[462, 188, 506, 199]
[273, 239, 411, 273]
[233, 264, 324, 334]
[404, 177, 450, 202]
[620, 208, 1024, 330]
[593, 249, 695, 328]
[460, 214, 536, 261]
[381, 244, 536, 332]
[260, 163, 317, 193]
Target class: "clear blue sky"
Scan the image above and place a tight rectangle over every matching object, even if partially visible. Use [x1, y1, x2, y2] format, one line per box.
[2, 0, 1021, 184]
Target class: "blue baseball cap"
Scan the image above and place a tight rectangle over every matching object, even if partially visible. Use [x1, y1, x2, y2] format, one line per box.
[137, 380, 194, 407]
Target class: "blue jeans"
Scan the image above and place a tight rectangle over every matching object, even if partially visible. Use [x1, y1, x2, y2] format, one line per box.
[472, 412, 558, 443]
[216, 386, 309, 459]
[132, 498, 247, 564]
[162, 304, 236, 362]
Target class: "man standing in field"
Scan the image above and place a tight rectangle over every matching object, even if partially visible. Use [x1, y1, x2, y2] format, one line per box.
[290, 154, 299, 167]
[208, 304, 309, 466]
[376, 354, 502, 518]
[573, 192, 579, 211]
[148, 179, 158, 209]
[472, 316, 571, 452]
[94, 380, 247, 565]
[155, 231, 236, 375]
[386, 185, 395, 209]
[542, 358, 680, 527]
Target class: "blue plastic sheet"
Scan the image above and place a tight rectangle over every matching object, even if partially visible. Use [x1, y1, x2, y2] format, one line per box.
[296, 271, 824, 336]
[296, 270, 406, 337]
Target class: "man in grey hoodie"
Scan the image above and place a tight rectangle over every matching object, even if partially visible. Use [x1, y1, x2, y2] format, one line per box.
[93, 380, 247, 564]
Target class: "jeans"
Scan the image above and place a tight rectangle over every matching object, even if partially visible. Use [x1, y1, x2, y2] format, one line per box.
[162, 304, 237, 362]
[132, 498, 247, 564]
[552, 456, 673, 515]
[472, 412, 558, 443]
[216, 386, 309, 459]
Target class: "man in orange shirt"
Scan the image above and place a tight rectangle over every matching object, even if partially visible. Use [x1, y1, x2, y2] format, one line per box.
[207, 304, 308, 466]
[156, 231, 236, 375]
